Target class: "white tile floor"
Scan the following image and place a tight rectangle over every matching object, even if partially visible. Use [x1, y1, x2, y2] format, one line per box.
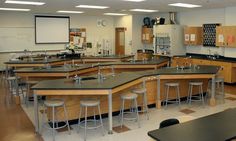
[21, 94, 236, 141]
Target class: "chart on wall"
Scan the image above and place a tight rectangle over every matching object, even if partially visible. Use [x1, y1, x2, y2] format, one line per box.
[69, 28, 86, 49]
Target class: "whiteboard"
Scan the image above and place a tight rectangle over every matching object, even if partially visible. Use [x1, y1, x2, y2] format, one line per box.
[0, 27, 34, 52]
[35, 16, 70, 44]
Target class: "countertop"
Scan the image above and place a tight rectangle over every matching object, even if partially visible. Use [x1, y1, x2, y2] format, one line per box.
[4, 58, 68, 64]
[175, 53, 236, 63]
[5, 55, 134, 64]
[14, 57, 169, 73]
[32, 65, 219, 90]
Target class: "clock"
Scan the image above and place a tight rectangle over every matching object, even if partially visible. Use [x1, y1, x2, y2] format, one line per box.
[101, 20, 106, 27]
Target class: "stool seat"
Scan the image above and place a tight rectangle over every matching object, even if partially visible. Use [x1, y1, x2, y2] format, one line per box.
[6, 76, 17, 81]
[44, 99, 64, 107]
[165, 82, 179, 87]
[189, 82, 203, 85]
[121, 92, 138, 100]
[215, 78, 224, 83]
[80, 99, 100, 107]
[132, 88, 146, 94]
[26, 80, 38, 84]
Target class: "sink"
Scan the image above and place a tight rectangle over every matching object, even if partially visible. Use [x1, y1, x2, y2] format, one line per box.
[81, 76, 97, 81]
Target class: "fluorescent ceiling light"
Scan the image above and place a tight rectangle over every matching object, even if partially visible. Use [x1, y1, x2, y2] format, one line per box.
[130, 9, 158, 12]
[76, 5, 108, 9]
[0, 7, 30, 11]
[5, 0, 45, 5]
[168, 3, 202, 8]
[57, 10, 84, 14]
[104, 13, 127, 16]
[123, 0, 146, 2]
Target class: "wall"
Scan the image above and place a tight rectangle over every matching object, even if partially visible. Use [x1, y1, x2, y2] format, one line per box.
[0, 11, 115, 68]
[114, 15, 132, 54]
[178, 7, 236, 58]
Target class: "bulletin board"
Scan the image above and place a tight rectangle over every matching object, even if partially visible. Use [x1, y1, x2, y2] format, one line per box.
[69, 28, 86, 49]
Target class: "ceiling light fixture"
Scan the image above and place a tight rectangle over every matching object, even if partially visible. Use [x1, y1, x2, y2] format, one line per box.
[123, 0, 146, 2]
[57, 10, 84, 14]
[76, 5, 109, 9]
[0, 7, 30, 11]
[168, 3, 202, 8]
[104, 13, 127, 16]
[5, 0, 45, 5]
[130, 9, 158, 12]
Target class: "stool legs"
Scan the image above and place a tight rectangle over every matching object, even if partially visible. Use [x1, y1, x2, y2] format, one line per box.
[98, 105, 105, 136]
[165, 86, 170, 107]
[84, 106, 87, 141]
[188, 84, 205, 106]
[134, 98, 140, 128]
[177, 86, 181, 106]
[52, 106, 55, 141]
[63, 104, 71, 135]
[200, 85, 204, 105]
[120, 99, 125, 128]
[143, 92, 149, 120]
[120, 98, 140, 128]
[41, 102, 70, 141]
[78, 103, 104, 141]
[188, 84, 193, 105]
[164, 84, 181, 107]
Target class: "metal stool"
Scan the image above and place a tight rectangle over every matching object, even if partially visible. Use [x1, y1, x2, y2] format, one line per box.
[188, 82, 204, 105]
[78, 99, 104, 141]
[132, 86, 149, 120]
[6, 76, 25, 103]
[41, 99, 71, 141]
[164, 82, 181, 107]
[208, 78, 224, 100]
[120, 92, 140, 128]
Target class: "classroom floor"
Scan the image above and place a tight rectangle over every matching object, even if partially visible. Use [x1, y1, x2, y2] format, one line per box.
[1, 78, 236, 141]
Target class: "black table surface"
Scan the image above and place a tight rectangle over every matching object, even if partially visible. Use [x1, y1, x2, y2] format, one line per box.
[148, 108, 236, 141]
[14, 57, 169, 73]
[32, 65, 219, 90]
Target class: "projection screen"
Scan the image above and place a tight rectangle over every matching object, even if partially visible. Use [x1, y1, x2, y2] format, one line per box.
[35, 15, 70, 44]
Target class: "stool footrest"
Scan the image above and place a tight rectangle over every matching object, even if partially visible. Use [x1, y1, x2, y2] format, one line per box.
[43, 121, 68, 130]
[78, 120, 103, 130]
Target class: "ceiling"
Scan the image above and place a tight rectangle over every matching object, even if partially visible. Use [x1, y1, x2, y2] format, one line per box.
[1, 0, 236, 15]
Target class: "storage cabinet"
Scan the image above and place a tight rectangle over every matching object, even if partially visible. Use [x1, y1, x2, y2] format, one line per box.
[216, 26, 236, 47]
[171, 57, 235, 83]
[184, 27, 203, 46]
[142, 27, 153, 44]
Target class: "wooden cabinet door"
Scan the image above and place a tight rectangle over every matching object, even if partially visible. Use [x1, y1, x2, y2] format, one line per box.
[224, 26, 236, 47]
[189, 27, 203, 45]
[184, 27, 202, 46]
[184, 27, 190, 45]
[216, 26, 225, 47]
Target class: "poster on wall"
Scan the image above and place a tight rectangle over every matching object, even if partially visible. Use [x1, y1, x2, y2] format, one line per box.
[69, 28, 86, 49]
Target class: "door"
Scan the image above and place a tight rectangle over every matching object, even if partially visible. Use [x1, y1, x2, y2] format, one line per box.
[115, 27, 125, 55]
